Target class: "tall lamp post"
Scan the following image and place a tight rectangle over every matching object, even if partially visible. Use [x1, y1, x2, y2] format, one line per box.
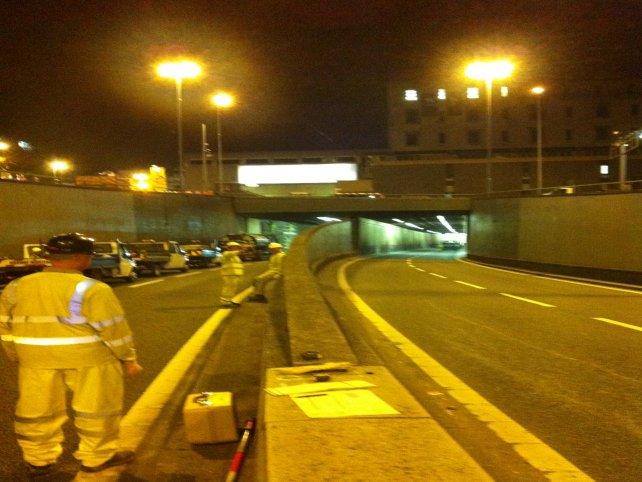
[157, 61, 201, 191]
[465, 60, 514, 193]
[211, 92, 234, 194]
[530, 86, 545, 194]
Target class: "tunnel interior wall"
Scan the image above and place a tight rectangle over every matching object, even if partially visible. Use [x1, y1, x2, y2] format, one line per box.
[0, 183, 240, 257]
[358, 218, 438, 255]
[468, 193, 642, 282]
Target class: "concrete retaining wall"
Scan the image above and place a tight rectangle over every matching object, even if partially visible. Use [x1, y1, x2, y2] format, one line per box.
[468, 192, 642, 283]
[0, 182, 241, 257]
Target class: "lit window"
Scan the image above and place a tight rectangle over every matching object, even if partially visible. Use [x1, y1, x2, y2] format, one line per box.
[500, 86, 509, 97]
[600, 164, 609, 175]
[437, 89, 447, 100]
[404, 89, 419, 101]
[467, 87, 479, 99]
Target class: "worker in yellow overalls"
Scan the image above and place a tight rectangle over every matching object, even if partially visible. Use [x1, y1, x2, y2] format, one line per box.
[217, 241, 244, 307]
[0, 233, 143, 478]
[249, 242, 286, 303]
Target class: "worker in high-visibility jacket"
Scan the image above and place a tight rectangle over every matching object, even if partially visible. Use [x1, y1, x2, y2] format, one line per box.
[0, 233, 143, 478]
[249, 243, 286, 303]
[217, 241, 244, 307]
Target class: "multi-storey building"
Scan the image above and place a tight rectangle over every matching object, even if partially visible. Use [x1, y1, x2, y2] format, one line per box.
[383, 78, 642, 194]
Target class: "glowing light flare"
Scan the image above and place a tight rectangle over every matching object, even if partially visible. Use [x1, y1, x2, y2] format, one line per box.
[50, 159, 70, 173]
[156, 61, 201, 80]
[531, 86, 545, 95]
[437, 215, 457, 234]
[212, 92, 233, 108]
[465, 61, 514, 81]
[0, 141, 10, 151]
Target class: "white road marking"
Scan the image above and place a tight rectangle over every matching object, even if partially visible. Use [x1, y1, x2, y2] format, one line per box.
[500, 293, 556, 307]
[593, 317, 642, 332]
[175, 271, 201, 278]
[430, 272, 447, 278]
[119, 287, 253, 452]
[455, 280, 486, 290]
[339, 259, 593, 481]
[128, 279, 164, 288]
[461, 259, 642, 294]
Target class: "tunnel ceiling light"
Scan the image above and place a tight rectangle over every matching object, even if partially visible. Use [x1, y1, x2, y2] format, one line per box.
[437, 215, 457, 233]
[403, 222, 422, 230]
[317, 216, 342, 222]
[392, 218, 404, 223]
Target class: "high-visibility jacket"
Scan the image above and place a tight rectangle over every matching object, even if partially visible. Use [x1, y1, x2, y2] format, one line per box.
[0, 268, 137, 369]
[266, 251, 286, 276]
[219, 251, 243, 276]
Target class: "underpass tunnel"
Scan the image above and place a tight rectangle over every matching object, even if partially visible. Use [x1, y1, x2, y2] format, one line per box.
[244, 213, 470, 259]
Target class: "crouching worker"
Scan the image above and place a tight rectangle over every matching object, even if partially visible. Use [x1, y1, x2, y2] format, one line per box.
[0, 232, 143, 478]
[249, 242, 286, 302]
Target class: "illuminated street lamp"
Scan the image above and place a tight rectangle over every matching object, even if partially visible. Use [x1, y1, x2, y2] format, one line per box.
[465, 60, 514, 193]
[50, 159, 70, 181]
[0, 140, 9, 166]
[211, 92, 234, 194]
[530, 86, 545, 194]
[157, 60, 202, 191]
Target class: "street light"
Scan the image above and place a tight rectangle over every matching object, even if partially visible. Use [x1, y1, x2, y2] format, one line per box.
[211, 92, 234, 194]
[157, 60, 202, 191]
[50, 159, 69, 181]
[530, 86, 545, 194]
[465, 60, 514, 193]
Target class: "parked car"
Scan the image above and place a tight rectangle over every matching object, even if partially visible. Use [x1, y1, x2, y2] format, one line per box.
[123, 240, 189, 276]
[180, 243, 221, 268]
[217, 233, 271, 261]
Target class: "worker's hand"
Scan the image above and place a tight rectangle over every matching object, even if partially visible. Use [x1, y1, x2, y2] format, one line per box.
[123, 360, 144, 377]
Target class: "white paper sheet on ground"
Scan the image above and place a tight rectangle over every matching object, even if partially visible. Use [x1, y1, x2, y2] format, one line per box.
[265, 380, 374, 396]
[291, 389, 400, 418]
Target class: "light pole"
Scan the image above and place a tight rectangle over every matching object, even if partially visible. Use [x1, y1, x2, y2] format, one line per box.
[157, 61, 201, 191]
[530, 86, 545, 194]
[211, 92, 234, 194]
[465, 60, 514, 193]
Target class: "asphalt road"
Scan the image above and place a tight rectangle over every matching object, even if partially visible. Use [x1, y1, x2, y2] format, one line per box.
[0, 262, 267, 481]
[341, 255, 642, 482]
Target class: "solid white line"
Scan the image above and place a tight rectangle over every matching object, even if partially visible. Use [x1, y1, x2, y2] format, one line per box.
[119, 286, 253, 452]
[338, 259, 592, 481]
[128, 279, 164, 288]
[175, 271, 201, 278]
[593, 317, 642, 332]
[500, 293, 556, 307]
[454, 280, 486, 290]
[460, 259, 641, 294]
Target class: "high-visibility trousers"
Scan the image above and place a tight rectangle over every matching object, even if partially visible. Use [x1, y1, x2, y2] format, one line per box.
[220, 275, 241, 304]
[253, 271, 281, 296]
[15, 361, 123, 467]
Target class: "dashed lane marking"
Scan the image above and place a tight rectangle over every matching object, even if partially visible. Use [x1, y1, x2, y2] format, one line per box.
[429, 272, 447, 278]
[175, 271, 202, 278]
[594, 317, 642, 332]
[128, 279, 164, 288]
[454, 280, 486, 290]
[500, 292, 556, 307]
[338, 259, 593, 481]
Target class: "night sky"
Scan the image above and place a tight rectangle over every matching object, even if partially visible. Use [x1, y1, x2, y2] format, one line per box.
[1, 0, 641, 175]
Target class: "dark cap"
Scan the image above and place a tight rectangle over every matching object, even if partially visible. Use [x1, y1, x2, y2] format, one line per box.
[46, 233, 94, 255]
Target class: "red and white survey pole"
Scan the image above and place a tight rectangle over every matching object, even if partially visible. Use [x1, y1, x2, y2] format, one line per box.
[225, 419, 255, 482]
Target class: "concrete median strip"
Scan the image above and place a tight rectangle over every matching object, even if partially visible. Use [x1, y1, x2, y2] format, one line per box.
[338, 259, 594, 481]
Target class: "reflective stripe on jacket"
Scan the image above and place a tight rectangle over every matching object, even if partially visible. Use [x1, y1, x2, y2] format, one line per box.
[0, 268, 137, 368]
[219, 251, 243, 276]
